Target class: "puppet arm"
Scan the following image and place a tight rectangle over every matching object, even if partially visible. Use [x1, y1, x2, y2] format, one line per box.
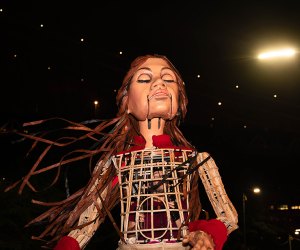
[55, 160, 113, 250]
[196, 152, 238, 234]
[67, 191, 108, 249]
[186, 152, 238, 250]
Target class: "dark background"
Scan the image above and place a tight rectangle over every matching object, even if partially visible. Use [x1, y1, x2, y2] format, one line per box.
[1, 1, 299, 249]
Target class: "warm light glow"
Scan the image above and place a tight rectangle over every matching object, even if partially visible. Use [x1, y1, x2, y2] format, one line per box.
[235, 85, 239, 88]
[278, 204, 288, 210]
[197, 74, 200, 78]
[258, 48, 296, 60]
[291, 205, 300, 210]
[94, 101, 98, 105]
[80, 38, 84, 42]
[218, 102, 222, 106]
[40, 24, 44, 27]
[253, 187, 261, 193]
[273, 94, 277, 98]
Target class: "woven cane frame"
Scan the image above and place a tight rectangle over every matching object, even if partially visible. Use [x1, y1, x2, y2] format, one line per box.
[114, 148, 194, 243]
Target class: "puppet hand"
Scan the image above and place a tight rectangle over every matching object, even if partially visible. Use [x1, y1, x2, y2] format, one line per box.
[182, 230, 215, 250]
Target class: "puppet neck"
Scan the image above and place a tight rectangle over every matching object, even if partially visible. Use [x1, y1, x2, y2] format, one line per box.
[138, 118, 165, 148]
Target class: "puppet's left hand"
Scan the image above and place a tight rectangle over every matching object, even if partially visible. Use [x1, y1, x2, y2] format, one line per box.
[182, 230, 215, 250]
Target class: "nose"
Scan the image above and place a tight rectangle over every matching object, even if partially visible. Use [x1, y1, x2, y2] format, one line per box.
[150, 79, 166, 90]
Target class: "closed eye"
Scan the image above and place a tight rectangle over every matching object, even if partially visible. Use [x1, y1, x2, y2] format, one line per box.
[164, 80, 175, 83]
[137, 79, 151, 83]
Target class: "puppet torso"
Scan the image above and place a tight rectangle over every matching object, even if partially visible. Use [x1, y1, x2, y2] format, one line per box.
[113, 148, 195, 244]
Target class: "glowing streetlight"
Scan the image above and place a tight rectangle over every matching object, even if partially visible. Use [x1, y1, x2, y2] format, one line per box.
[243, 187, 261, 248]
[257, 48, 296, 60]
[94, 100, 99, 117]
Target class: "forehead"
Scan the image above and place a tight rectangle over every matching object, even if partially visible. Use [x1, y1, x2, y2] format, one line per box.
[137, 58, 171, 70]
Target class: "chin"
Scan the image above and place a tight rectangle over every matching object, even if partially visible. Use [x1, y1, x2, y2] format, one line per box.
[147, 110, 174, 120]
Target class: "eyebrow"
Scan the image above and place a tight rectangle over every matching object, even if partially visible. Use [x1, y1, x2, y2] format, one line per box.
[136, 66, 173, 73]
[136, 67, 151, 72]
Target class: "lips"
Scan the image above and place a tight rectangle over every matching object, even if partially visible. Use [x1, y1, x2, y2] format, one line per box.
[148, 90, 170, 100]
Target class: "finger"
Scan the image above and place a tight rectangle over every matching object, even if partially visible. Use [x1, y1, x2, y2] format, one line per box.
[182, 238, 188, 244]
[182, 235, 190, 244]
[203, 237, 213, 247]
[204, 235, 215, 248]
[183, 233, 193, 243]
[193, 242, 204, 250]
[193, 239, 204, 249]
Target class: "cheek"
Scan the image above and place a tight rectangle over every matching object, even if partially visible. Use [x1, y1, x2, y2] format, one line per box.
[128, 87, 148, 105]
[127, 86, 150, 120]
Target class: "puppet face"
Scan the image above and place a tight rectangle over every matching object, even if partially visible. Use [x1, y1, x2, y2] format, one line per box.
[127, 58, 179, 121]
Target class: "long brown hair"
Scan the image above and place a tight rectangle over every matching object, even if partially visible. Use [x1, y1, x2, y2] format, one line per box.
[6, 54, 196, 247]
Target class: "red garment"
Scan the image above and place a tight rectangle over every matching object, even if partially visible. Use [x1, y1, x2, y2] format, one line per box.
[117, 134, 191, 154]
[54, 236, 80, 250]
[188, 219, 228, 250]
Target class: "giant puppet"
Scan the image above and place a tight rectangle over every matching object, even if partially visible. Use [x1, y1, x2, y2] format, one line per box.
[6, 55, 238, 250]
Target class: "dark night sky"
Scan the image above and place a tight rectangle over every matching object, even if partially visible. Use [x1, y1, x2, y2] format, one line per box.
[1, 0, 300, 207]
